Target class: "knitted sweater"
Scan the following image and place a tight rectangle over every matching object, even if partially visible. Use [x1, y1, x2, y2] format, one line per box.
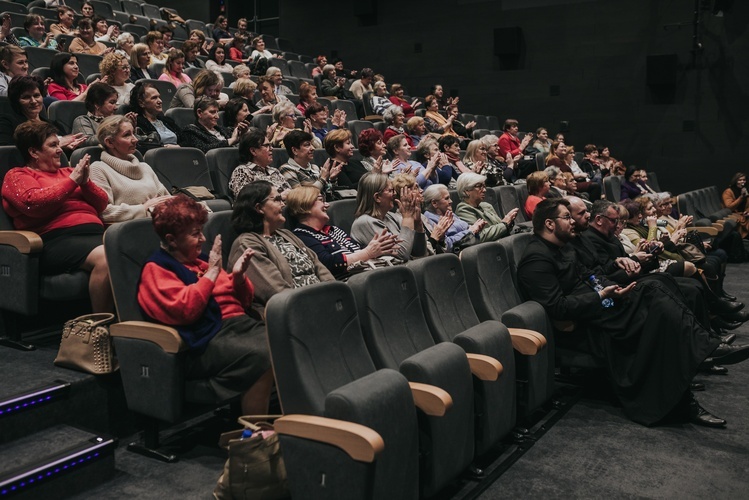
[89, 152, 169, 223]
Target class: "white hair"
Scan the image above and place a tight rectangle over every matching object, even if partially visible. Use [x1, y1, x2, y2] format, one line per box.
[456, 172, 487, 201]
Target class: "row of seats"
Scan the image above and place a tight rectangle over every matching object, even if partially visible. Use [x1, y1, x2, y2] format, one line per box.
[103, 213, 553, 496]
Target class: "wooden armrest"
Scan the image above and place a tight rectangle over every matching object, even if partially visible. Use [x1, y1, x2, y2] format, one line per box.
[690, 226, 718, 237]
[507, 328, 547, 355]
[274, 414, 384, 463]
[553, 320, 576, 332]
[408, 382, 452, 416]
[110, 321, 185, 354]
[364, 114, 383, 122]
[465, 353, 502, 381]
[0, 230, 43, 254]
[711, 223, 724, 231]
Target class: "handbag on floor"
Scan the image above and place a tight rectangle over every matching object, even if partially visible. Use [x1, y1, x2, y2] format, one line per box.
[54, 313, 118, 375]
[214, 416, 288, 500]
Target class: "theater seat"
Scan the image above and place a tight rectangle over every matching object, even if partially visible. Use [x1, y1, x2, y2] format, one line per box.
[461, 237, 558, 417]
[603, 175, 622, 202]
[205, 147, 239, 199]
[164, 107, 196, 130]
[138, 79, 177, 112]
[47, 100, 87, 135]
[326, 198, 357, 235]
[265, 282, 421, 499]
[348, 267, 483, 498]
[409, 254, 546, 455]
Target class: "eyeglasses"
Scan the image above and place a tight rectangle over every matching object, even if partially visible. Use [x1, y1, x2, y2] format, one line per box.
[600, 215, 619, 224]
[255, 143, 272, 149]
[264, 195, 283, 203]
[472, 184, 486, 190]
[553, 215, 573, 221]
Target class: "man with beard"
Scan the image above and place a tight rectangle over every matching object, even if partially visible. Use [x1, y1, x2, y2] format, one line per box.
[516, 198, 749, 427]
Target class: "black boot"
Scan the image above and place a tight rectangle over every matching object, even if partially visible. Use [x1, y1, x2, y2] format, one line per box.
[688, 393, 726, 428]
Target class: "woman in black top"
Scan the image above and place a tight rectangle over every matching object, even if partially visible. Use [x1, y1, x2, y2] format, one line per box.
[179, 98, 247, 153]
[128, 81, 181, 153]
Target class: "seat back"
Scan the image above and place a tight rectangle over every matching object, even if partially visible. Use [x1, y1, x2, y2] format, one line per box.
[603, 175, 622, 202]
[269, 58, 291, 77]
[73, 53, 103, 79]
[326, 198, 357, 234]
[47, 100, 87, 135]
[24, 47, 57, 72]
[70, 145, 142, 166]
[205, 147, 239, 199]
[348, 120, 374, 148]
[347, 266, 436, 370]
[265, 283, 419, 499]
[497, 185, 526, 223]
[461, 241, 521, 322]
[104, 218, 161, 322]
[164, 107, 196, 129]
[138, 79, 177, 112]
[288, 60, 310, 80]
[647, 171, 661, 192]
[251, 113, 274, 132]
[331, 99, 357, 120]
[201, 210, 236, 265]
[143, 147, 213, 192]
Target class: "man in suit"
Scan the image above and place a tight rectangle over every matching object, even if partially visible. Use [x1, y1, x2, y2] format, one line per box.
[517, 198, 749, 428]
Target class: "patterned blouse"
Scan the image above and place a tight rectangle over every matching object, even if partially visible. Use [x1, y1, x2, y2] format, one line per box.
[267, 234, 321, 288]
[229, 162, 291, 199]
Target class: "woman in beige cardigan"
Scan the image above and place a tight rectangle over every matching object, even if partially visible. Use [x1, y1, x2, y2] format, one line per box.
[227, 181, 334, 314]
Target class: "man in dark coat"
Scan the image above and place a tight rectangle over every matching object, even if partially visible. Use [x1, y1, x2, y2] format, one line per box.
[516, 198, 749, 427]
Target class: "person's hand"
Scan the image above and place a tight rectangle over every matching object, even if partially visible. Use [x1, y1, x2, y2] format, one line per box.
[472, 160, 485, 174]
[645, 215, 657, 228]
[741, 187, 748, 197]
[60, 133, 87, 150]
[395, 186, 421, 220]
[273, 125, 288, 144]
[69, 154, 91, 185]
[520, 133, 533, 148]
[671, 228, 686, 243]
[202, 235, 222, 281]
[632, 251, 654, 262]
[469, 218, 486, 235]
[43, 32, 54, 47]
[1, 16, 11, 37]
[302, 118, 312, 134]
[143, 195, 171, 210]
[265, 122, 278, 141]
[438, 153, 449, 167]
[331, 109, 346, 127]
[102, 46, 114, 55]
[106, 25, 117, 38]
[614, 257, 641, 275]
[600, 282, 636, 299]
[231, 247, 255, 277]
[466, 120, 477, 129]
[364, 228, 398, 259]
[431, 210, 454, 241]
[125, 111, 138, 127]
[502, 208, 519, 225]
[446, 114, 455, 123]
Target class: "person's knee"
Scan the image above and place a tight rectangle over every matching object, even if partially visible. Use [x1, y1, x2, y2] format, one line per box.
[88, 246, 109, 272]
[684, 262, 696, 275]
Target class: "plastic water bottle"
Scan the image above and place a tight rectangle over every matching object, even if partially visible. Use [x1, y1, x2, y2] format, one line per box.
[240, 429, 253, 439]
[588, 275, 614, 308]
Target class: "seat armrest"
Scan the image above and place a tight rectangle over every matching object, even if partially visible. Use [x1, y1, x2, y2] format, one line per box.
[274, 414, 384, 463]
[408, 382, 453, 416]
[507, 327, 547, 355]
[690, 226, 718, 237]
[0, 230, 43, 254]
[110, 321, 185, 353]
[711, 223, 724, 231]
[465, 353, 502, 381]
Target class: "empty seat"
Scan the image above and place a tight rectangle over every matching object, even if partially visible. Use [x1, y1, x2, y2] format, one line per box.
[73, 53, 104, 79]
[348, 267, 482, 497]
[122, 23, 148, 38]
[603, 175, 623, 202]
[120, 0, 143, 15]
[265, 282, 420, 499]
[326, 198, 357, 235]
[461, 236, 558, 416]
[205, 147, 239, 199]
[164, 107, 195, 130]
[269, 58, 291, 77]
[331, 99, 357, 120]
[288, 59, 311, 80]
[140, 3, 160, 19]
[347, 120, 373, 149]
[23, 47, 56, 72]
[89, 0, 114, 19]
[250, 113, 274, 132]
[0, 1, 28, 14]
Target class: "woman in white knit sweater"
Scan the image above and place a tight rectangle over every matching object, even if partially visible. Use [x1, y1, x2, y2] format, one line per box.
[89, 115, 171, 223]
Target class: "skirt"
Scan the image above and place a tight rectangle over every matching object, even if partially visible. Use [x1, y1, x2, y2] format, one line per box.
[185, 314, 271, 401]
[40, 223, 104, 274]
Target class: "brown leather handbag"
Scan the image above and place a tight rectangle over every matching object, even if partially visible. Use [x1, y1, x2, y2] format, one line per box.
[54, 313, 118, 375]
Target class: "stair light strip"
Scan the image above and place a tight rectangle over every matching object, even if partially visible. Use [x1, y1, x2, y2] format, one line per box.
[0, 381, 71, 418]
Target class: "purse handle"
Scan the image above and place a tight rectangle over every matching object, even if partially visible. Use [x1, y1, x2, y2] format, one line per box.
[74, 313, 116, 328]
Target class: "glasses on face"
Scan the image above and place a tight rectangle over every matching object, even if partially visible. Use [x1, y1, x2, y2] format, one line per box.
[553, 215, 573, 221]
[264, 194, 283, 204]
[600, 215, 619, 224]
[472, 184, 486, 191]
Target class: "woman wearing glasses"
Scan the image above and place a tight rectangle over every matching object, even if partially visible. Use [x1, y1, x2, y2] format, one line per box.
[229, 127, 291, 200]
[227, 181, 334, 315]
[455, 172, 518, 242]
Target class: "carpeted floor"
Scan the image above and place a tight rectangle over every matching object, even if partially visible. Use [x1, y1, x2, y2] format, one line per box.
[49, 263, 749, 498]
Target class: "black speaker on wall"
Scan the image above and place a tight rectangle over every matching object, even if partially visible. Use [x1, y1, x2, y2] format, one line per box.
[493, 27, 524, 70]
[646, 54, 678, 86]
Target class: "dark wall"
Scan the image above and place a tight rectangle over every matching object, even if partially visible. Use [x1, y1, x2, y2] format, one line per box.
[279, 0, 749, 195]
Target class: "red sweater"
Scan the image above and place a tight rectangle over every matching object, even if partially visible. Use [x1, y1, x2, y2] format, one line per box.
[2, 167, 107, 234]
[389, 96, 415, 117]
[383, 127, 414, 147]
[229, 46, 245, 63]
[47, 82, 88, 101]
[138, 260, 254, 326]
[498, 132, 521, 158]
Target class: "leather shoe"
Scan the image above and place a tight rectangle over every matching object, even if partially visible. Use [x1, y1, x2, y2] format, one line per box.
[690, 382, 705, 391]
[689, 399, 726, 428]
[711, 318, 742, 331]
[719, 290, 738, 301]
[721, 309, 749, 323]
[705, 343, 749, 366]
[709, 299, 744, 316]
[698, 364, 728, 375]
[718, 333, 737, 345]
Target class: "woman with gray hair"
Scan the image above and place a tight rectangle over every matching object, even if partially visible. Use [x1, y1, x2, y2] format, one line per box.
[371, 80, 393, 115]
[89, 115, 171, 223]
[480, 133, 515, 185]
[423, 184, 484, 253]
[455, 172, 518, 242]
[269, 100, 318, 148]
[382, 105, 411, 146]
[350, 172, 427, 261]
[115, 32, 134, 59]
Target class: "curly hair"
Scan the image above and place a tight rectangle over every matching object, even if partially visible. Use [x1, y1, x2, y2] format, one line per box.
[98, 52, 128, 81]
[358, 129, 383, 157]
[151, 195, 209, 243]
[232, 181, 273, 234]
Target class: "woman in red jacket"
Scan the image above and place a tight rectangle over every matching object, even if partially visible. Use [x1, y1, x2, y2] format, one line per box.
[1, 121, 112, 312]
[137, 195, 273, 413]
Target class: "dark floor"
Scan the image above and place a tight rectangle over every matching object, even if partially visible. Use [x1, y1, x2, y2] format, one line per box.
[5, 264, 749, 499]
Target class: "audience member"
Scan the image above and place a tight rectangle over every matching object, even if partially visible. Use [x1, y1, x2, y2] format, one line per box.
[211, 15, 233, 44]
[498, 118, 534, 178]
[424, 95, 456, 136]
[358, 129, 386, 172]
[371, 80, 392, 115]
[423, 183, 483, 253]
[18, 14, 58, 49]
[0, 46, 28, 97]
[229, 127, 291, 199]
[524, 170, 550, 218]
[388, 83, 420, 118]
[179, 98, 245, 153]
[49, 6, 76, 36]
[114, 32, 134, 59]
[138, 195, 273, 414]
[72, 83, 132, 146]
[228, 181, 335, 312]
[93, 16, 118, 43]
[382, 106, 411, 146]
[99, 52, 134, 105]
[279, 130, 335, 196]
[171, 69, 224, 109]
[129, 43, 155, 81]
[722, 172, 749, 239]
[68, 18, 107, 55]
[158, 49, 191, 87]
[47, 52, 89, 102]
[405, 116, 427, 148]
[129, 81, 182, 151]
[455, 172, 517, 242]
[2, 121, 111, 312]
[325, 129, 367, 190]
[304, 102, 341, 146]
[351, 172, 428, 261]
[182, 40, 205, 69]
[266, 66, 292, 96]
[145, 31, 167, 64]
[205, 43, 233, 75]
[296, 82, 318, 115]
[348, 68, 374, 100]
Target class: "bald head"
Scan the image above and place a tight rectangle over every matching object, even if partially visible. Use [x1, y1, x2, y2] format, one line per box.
[566, 196, 589, 232]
